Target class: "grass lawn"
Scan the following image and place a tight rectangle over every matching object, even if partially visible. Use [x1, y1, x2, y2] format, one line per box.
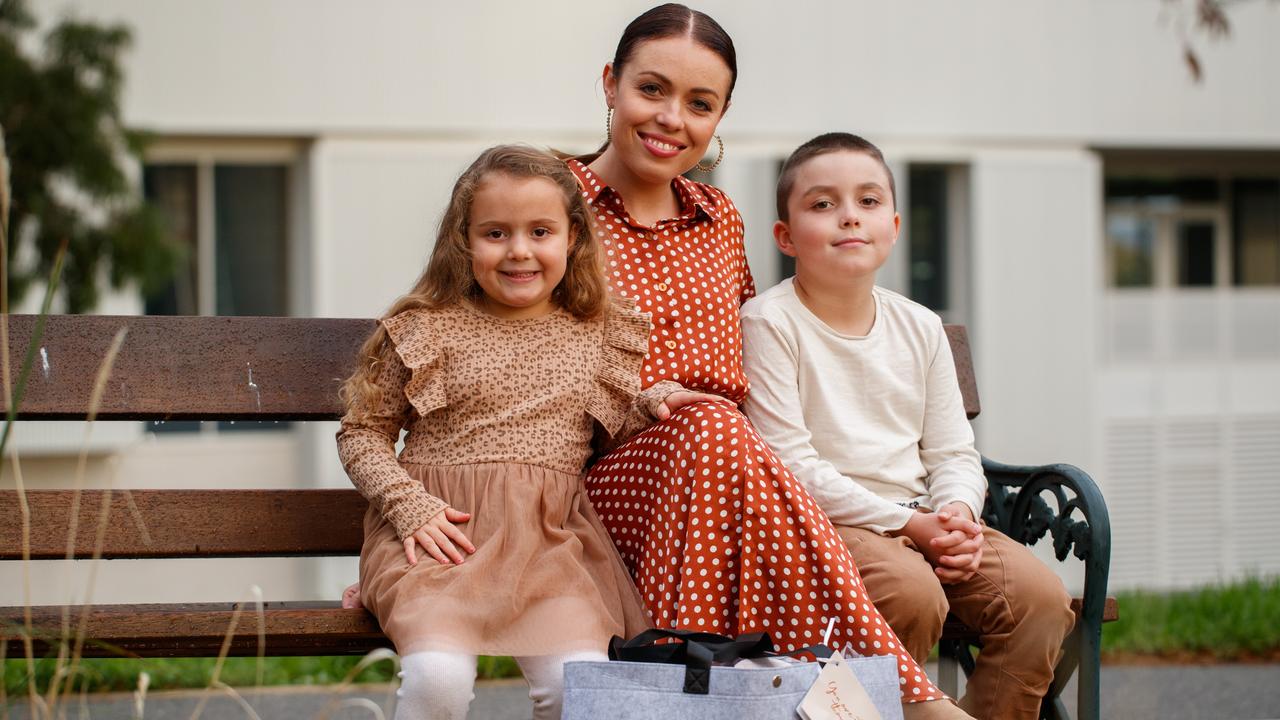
[7, 576, 1279, 694]
[4, 654, 520, 695]
[1102, 575, 1280, 661]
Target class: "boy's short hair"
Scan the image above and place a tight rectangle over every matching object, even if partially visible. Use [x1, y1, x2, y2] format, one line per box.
[776, 133, 897, 221]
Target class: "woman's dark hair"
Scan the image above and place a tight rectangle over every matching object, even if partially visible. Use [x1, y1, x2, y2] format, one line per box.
[612, 4, 738, 103]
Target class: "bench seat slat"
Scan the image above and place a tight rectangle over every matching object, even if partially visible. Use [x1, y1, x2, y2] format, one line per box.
[0, 490, 365, 559]
[1, 598, 1116, 659]
[0, 602, 387, 658]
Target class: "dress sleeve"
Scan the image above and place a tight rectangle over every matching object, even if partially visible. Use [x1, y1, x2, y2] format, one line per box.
[734, 208, 756, 306]
[335, 318, 448, 541]
[587, 295, 684, 450]
[921, 322, 986, 521]
[741, 311, 915, 535]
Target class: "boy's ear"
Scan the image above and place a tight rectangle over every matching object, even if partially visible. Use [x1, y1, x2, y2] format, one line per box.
[773, 220, 797, 258]
[891, 212, 901, 247]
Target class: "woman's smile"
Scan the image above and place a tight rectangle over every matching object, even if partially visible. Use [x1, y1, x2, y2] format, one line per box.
[639, 131, 686, 157]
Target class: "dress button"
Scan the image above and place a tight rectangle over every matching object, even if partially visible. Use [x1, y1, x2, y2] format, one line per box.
[654, 282, 668, 292]
[665, 340, 678, 350]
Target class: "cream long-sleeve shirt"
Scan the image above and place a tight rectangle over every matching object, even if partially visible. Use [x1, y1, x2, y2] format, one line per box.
[741, 280, 985, 535]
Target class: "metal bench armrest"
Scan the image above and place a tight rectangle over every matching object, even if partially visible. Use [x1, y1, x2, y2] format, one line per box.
[980, 458, 1111, 627]
[979, 457, 1112, 720]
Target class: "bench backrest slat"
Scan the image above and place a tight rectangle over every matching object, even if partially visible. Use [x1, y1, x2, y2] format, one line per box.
[0, 489, 365, 560]
[945, 325, 981, 420]
[1, 317, 980, 560]
[1, 315, 375, 420]
[3, 315, 981, 421]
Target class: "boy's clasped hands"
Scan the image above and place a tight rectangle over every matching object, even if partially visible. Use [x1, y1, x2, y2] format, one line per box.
[892, 503, 984, 584]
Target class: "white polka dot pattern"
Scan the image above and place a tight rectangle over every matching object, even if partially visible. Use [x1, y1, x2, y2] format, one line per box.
[568, 160, 944, 703]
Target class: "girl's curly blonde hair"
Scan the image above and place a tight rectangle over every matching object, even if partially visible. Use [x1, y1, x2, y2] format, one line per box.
[340, 145, 607, 420]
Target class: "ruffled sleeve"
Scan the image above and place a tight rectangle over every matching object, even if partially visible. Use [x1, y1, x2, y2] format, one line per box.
[586, 295, 649, 438]
[588, 295, 686, 450]
[335, 313, 448, 541]
[382, 309, 447, 417]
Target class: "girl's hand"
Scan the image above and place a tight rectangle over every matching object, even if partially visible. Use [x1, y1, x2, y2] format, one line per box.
[655, 391, 733, 420]
[341, 582, 363, 610]
[404, 508, 476, 566]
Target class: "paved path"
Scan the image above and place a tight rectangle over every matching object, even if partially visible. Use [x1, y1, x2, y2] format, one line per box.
[5, 664, 1279, 719]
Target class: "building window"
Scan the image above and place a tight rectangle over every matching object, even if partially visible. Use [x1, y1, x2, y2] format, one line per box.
[1178, 221, 1215, 287]
[1106, 173, 1280, 289]
[903, 164, 969, 323]
[908, 166, 949, 311]
[1107, 213, 1156, 287]
[144, 163, 290, 316]
[1233, 179, 1280, 286]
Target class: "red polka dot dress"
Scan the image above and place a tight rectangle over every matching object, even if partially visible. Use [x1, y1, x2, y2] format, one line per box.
[569, 160, 945, 703]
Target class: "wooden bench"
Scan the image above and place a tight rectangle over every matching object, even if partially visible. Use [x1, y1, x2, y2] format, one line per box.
[0, 314, 1115, 719]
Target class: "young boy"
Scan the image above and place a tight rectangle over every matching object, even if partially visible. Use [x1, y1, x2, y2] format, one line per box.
[741, 133, 1075, 720]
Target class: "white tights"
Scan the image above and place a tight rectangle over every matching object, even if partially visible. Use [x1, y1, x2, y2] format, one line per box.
[395, 649, 607, 720]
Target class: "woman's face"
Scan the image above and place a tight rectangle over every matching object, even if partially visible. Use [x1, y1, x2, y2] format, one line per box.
[603, 36, 732, 186]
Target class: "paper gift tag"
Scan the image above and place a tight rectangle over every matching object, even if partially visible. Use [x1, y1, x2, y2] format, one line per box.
[796, 651, 883, 720]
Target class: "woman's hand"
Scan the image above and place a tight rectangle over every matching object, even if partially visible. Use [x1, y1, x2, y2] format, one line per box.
[404, 508, 476, 566]
[655, 391, 734, 420]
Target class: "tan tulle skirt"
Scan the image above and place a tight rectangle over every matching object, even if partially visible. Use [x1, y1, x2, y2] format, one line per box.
[358, 461, 652, 656]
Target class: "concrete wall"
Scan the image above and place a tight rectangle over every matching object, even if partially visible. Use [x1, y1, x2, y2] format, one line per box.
[28, 1, 1280, 145]
[8, 0, 1279, 603]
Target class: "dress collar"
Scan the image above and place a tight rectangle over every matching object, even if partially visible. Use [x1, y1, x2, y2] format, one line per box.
[567, 158, 720, 224]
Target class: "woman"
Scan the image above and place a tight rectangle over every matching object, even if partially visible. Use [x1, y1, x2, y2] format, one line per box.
[574, 5, 968, 717]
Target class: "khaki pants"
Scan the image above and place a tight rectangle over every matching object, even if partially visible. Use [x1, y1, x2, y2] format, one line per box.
[837, 525, 1075, 720]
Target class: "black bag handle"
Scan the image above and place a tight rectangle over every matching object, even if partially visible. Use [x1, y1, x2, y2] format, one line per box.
[607, 629, 783, 695]
[786, 643, 835, 661]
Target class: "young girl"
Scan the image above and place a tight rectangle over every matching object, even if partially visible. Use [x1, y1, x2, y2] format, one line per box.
[337, 145, 706, 720]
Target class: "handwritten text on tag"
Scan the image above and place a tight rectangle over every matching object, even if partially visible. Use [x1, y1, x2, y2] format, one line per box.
[796, 651, 882, 720]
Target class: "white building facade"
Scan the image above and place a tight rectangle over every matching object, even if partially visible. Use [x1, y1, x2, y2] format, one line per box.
[5, 0, 1280, 607]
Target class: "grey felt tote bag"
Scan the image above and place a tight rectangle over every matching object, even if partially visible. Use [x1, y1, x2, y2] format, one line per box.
[561, 629, 902, 720]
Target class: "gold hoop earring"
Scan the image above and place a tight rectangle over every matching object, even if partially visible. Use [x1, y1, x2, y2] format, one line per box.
[695, 135, 724, 173]
[605, 107, 613, 143]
